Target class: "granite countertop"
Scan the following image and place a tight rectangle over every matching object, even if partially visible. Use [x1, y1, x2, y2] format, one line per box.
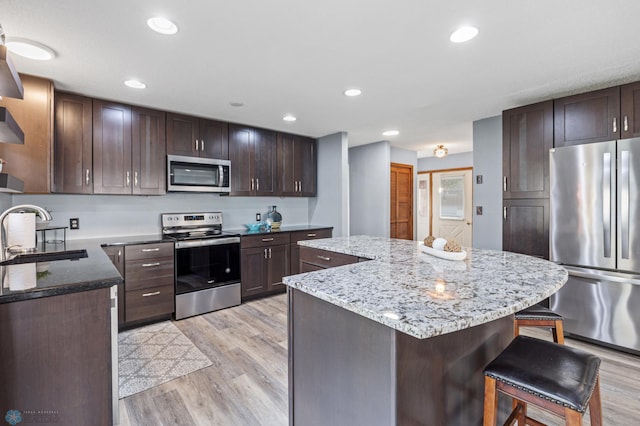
[228, 224, 333, 237]
[0, 235, 167, 304]
[283, 236, 568, 339]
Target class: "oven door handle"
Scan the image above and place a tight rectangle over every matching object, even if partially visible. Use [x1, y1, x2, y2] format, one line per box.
[175, 236, 241, 249]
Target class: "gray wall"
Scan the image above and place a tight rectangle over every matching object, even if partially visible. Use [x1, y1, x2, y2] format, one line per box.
[417, 151, 473, 172]
[349, 141, 390, 237]
[471, 115, 502, 250]
[391, 146, 418, 240]
[0, 193, 12, 213]
[309, 132, 349, 237]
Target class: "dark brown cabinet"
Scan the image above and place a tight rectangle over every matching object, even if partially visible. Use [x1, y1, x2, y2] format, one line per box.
[240, 233, 290, 299]
[229, 125, 277, 196]
[131, 107, 166, 194]
[289, 228, 332, 275]
[503, 101, 553, 199]
[621, 81, 640, 139]
[53, 92, 93, 193]
[102, 245, 125, 325]
[554, 87, 620, 147]
[299, 246, 360, 272]
[166, 112, 228, 159]
[277, 133, 317, 196]
[93, 100, 132, 194]
[502, 199, 549, 259]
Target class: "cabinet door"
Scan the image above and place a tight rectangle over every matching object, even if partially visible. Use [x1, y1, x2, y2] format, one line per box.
[621, 81, 640, 139]
[199, 119, 229, 159]
[503, 199, 549, 259]
[166, 113, 198, 156]
[229, 125, 254, 195]
[554, 87, 620, 147]
[53, 92, 93, 193]
[0, 75, 53, 193]
[277, 133, 297, 195]
[267, 244, 289, 292]
[298, 136, 316, 196]
[93, 100, 132, 194]
[254, 128, 277, 196]
[102, 245, 125, 325]
[241, 247, 269, 298]
[503, 101, 553, 199]
[132, 107, 166, 195]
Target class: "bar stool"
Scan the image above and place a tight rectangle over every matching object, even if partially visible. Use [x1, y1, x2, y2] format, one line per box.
[483, 335, 602, 426]
[514, 303, 565, 344]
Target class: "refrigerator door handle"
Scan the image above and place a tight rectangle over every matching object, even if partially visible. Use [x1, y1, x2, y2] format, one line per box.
[621, 150, 630, 259]
[603, 152, 612, 258]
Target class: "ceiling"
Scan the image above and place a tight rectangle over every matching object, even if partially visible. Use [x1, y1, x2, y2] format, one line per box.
[3, 0, 640, 158]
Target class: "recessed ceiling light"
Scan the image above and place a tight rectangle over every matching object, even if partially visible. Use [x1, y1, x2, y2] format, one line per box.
[147, 17, 178, 35]
[382, 130, 399, 137]
[283, 114, 297, 122]
[124, 80, 146, 89]
[344, 88, 362, 97]
[5, 38, 55, 60]
[450, 26, 479, 43]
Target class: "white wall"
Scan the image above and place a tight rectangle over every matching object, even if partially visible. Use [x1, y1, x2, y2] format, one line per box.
[349, 141, 390, 237]
[309, 132, 349, 237]
[418, 152, 473, 172]
[472, 115, 502, 250]
[391, 146, 418, 240]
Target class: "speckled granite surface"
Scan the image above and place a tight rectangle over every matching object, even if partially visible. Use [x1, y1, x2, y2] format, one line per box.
[284, 236, 568, 339]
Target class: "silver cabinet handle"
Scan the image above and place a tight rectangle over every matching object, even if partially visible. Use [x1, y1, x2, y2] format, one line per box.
[134, 171, 138, 187]
[126, 171, 130, 187]
[251, 178, 254, 191]
[141, 262, 161, 267]
[503, 176, 507, 192]
[262, 237, 274, 242]
[141, 248, 160, 252]
[603, 152, 612, 258]
[620, 150, 630, 259]
[195, 139, 199, 151]
[263, 249, 268, 259]
[307, 233, 317, 237]
[268, 248, 272, 259]
[317, 255, 331, 261]
[201, 140, 205, 151]
[256, 178, 260, 191]
[86, 169, 90, 185]
[624, 115, 629, 132]
[503, 206, 507, 220]
[142, 291, 160, 297]
[613, 117, 617, 133]
[117, 250, 121, 262]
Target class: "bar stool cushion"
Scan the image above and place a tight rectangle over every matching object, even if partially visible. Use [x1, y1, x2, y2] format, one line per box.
[515, 303, 563, 321]
[483, 336, 600, 413]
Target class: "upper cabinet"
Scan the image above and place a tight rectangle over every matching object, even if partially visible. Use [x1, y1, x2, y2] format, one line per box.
[131, 107, 166, 194]
[229, 124, 277, 196]
[53, 92, 93, 194]
[620, 81, 640, 139]
[502, 100, 553, 199]
[0, 75, 53, 193]
[166, 113, 228, 159]
[554, 87, 620, 147]
[277, 133, 316, 197]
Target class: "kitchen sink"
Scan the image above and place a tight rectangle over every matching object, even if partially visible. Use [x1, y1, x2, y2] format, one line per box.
[0, 249, 88, 265]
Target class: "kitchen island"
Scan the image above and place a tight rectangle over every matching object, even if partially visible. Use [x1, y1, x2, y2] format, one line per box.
[283, 236, 568, 425]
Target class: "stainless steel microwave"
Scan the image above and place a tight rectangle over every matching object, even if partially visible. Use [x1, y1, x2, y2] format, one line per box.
[167, 155, 231, 193]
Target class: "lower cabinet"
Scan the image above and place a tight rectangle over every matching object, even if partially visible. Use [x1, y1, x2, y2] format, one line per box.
[299, 246, 360, 272]
[503, 199, 550, 259]
[289, 228, 332, 275]
[241, 233, 290, 299]
[104, 241, 175, 327]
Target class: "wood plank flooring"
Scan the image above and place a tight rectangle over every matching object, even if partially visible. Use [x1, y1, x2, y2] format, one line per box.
[119, 294, 640, 425]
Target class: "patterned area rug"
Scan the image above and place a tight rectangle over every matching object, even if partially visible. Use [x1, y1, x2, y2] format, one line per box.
[119, 321, 212, 399]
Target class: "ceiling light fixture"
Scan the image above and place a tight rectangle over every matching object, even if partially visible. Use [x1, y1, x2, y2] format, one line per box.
[449, 26, 479, 43]
[124, 79, 146, 89]
[147, 17, 178, 35]
[433, 144, 448, 158]
[283, 114, 297, 122]
[344, 88, 362, 97]
[5, 38, 55, 60]
[382, 130, 399, 137]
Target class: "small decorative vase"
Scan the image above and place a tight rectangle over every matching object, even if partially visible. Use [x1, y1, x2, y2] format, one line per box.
[266, 206, 282, 229]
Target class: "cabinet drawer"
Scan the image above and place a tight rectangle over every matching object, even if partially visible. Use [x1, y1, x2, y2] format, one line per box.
[125, 242, 174, 260]
[125, 257, 174, 280]
[126, 284, 174, 322]
[241, 233, 291, 248]
[290, 228, 332, 244]
[299, 246, 358, 269]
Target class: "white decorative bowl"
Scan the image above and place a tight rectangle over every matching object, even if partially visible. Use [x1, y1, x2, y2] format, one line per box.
[419, 242, 467, 261]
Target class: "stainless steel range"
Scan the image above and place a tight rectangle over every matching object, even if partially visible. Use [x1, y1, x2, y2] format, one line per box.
[161, 212, 241, 320]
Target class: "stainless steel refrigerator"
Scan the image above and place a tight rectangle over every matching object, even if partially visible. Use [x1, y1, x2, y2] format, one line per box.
[550, 138, 640, 354]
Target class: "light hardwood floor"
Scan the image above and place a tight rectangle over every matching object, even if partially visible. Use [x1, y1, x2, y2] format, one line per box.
[118, 294, 640, 425]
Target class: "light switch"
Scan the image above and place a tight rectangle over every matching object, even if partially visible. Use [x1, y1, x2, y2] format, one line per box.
[476, 175, 483, 184]
[476, 206, 483, 215]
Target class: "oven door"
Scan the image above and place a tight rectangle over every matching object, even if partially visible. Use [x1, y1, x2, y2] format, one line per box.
[174, 237, 241, 295]
[167, 154, 231, 193]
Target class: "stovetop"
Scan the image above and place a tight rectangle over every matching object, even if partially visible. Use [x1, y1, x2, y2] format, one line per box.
[163, 230, 240, 241]
[161, 212, 239, 241]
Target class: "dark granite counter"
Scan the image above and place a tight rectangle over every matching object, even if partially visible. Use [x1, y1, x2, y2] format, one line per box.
[228, 224, 333, 237]
[0, 234, 166, 304]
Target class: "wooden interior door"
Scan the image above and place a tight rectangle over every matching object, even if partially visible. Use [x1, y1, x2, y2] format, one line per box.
[390, 163, 413, 240]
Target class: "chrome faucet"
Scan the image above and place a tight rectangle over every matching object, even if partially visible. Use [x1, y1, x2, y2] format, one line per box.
[0, 204, 53, 261]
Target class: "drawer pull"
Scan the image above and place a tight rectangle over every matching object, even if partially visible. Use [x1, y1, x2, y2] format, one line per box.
[142, 291, 161, 297]
[307, 233, 317, 237]
[141, 248, 160, 252]
[317, 255, 331, 261]
[142, 262, 161, 267]
[261, 237, 274, 242]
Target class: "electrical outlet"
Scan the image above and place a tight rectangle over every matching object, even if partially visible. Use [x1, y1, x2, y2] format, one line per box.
[476, 206, 483, 215]
[70, 218, 80, 229]
[256, 213, 261, 221]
